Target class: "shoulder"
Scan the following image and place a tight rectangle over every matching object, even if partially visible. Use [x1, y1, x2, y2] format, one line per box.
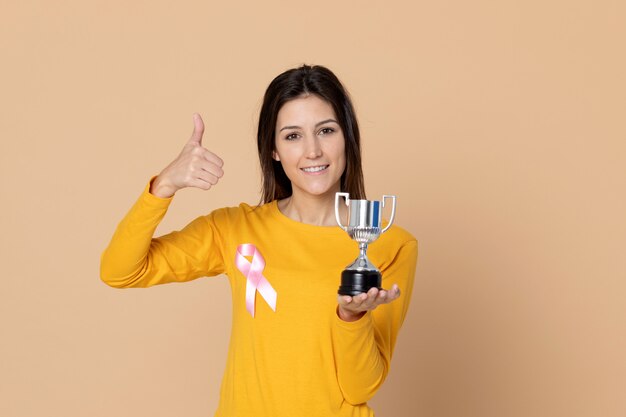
[381, 223, 417, 248]
[202, 201, 275, 225]
[375, 223, 418, 262]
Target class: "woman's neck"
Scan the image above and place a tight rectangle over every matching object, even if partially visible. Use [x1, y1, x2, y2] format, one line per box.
[277, 190, 347, 227]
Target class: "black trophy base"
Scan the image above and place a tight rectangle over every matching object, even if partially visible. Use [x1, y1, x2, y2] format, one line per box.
[338, 269, 382, 296]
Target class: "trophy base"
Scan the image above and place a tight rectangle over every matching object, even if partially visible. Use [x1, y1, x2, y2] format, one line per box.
[338, 269, 382, 296]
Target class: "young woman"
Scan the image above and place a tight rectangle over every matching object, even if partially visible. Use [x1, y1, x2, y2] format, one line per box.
[101, 65, 418, 417]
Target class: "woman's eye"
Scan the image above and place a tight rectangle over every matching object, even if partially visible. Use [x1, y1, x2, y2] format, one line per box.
[285, 133, 299, 140]
[319, 127, 335, 135]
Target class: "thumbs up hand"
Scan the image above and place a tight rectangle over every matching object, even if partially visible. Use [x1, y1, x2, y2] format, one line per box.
[150, 114, 225, 198]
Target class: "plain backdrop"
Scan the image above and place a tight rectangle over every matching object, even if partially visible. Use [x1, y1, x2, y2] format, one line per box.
[1, 1, 625, 416]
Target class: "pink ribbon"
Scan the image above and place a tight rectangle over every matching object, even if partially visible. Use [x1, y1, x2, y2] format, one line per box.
[235, 244, 277, 317]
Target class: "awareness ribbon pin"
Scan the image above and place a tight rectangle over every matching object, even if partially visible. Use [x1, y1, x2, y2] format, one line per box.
[235, 244, 277, 317]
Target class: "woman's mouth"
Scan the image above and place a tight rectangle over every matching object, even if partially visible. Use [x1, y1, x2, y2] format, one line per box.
[301, 165, 329, 173]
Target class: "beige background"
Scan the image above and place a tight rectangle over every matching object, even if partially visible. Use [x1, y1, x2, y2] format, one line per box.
[1, 1, 625, 416]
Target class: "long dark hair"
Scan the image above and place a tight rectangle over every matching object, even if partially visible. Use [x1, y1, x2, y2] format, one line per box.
[257, 65, 366, 204]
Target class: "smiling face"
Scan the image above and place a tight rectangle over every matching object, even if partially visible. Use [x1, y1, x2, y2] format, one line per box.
[273, 94, 346, 200]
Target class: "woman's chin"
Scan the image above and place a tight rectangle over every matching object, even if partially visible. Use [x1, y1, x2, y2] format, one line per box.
[292, 183, 341, 199]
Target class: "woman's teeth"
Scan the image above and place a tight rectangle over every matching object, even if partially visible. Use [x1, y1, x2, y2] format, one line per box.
[302, 165, 329, 173]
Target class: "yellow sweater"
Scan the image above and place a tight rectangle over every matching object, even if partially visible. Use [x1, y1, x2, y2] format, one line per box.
[100, 180, 418, 417]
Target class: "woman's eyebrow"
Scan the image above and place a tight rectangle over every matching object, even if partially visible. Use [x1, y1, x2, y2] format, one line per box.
[315, 118, 338, 127]
[279, 119, 339, 132]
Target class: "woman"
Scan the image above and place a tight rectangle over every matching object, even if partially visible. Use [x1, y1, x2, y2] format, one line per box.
[101, 65, 417, 417]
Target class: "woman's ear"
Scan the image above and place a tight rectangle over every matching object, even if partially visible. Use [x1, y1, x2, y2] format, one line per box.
[272, 151, 280, 161]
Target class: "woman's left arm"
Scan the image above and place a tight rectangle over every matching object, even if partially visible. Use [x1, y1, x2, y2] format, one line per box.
[330, 239, 418, 405]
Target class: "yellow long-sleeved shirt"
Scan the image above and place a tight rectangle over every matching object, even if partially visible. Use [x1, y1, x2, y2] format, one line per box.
[100, 180, 418, 417]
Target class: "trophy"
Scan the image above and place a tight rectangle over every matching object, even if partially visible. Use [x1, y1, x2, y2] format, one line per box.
[335, 192, 397, 295]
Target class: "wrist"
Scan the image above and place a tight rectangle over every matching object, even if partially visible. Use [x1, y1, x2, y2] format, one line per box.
[336, 306, 366, 322]
[150, 176, 176, 198]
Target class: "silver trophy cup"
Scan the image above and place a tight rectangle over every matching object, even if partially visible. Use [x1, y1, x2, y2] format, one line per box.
[335, 192, 397, 295]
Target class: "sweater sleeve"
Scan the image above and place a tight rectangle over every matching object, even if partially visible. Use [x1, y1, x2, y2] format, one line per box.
[330, 239, 418, 405]
[100, 178, 226, 288]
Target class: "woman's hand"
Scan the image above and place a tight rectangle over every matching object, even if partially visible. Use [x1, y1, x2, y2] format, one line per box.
[336, 285, 401, 322]
[150, 113, 225, 198]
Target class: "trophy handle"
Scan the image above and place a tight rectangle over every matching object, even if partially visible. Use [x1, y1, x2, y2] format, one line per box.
[381, 195, 397, 233]
[335, 192, 350, 231]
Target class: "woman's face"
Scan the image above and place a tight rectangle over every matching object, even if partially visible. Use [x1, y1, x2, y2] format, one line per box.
[273, 94, 346, 200]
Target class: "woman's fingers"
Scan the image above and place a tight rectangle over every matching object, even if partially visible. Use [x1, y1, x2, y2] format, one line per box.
[339, 295, 352, 305]
[187, 113, 205, 146]
[203, 148, 224, 168]
[201, 152, 224, 178]
[195, 170, 219, 185]
[358, 288, 378, 309]
[188, 177, 214, 190]
[155, 114, 227, 196]
[337, 285, 402, 313]
[388, 284, 401, 300]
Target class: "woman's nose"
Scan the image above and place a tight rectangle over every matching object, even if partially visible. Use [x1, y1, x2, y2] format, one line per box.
[305, 136, 323, 158]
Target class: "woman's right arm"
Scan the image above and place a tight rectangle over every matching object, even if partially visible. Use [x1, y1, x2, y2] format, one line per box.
[100, 114, 226, 288]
